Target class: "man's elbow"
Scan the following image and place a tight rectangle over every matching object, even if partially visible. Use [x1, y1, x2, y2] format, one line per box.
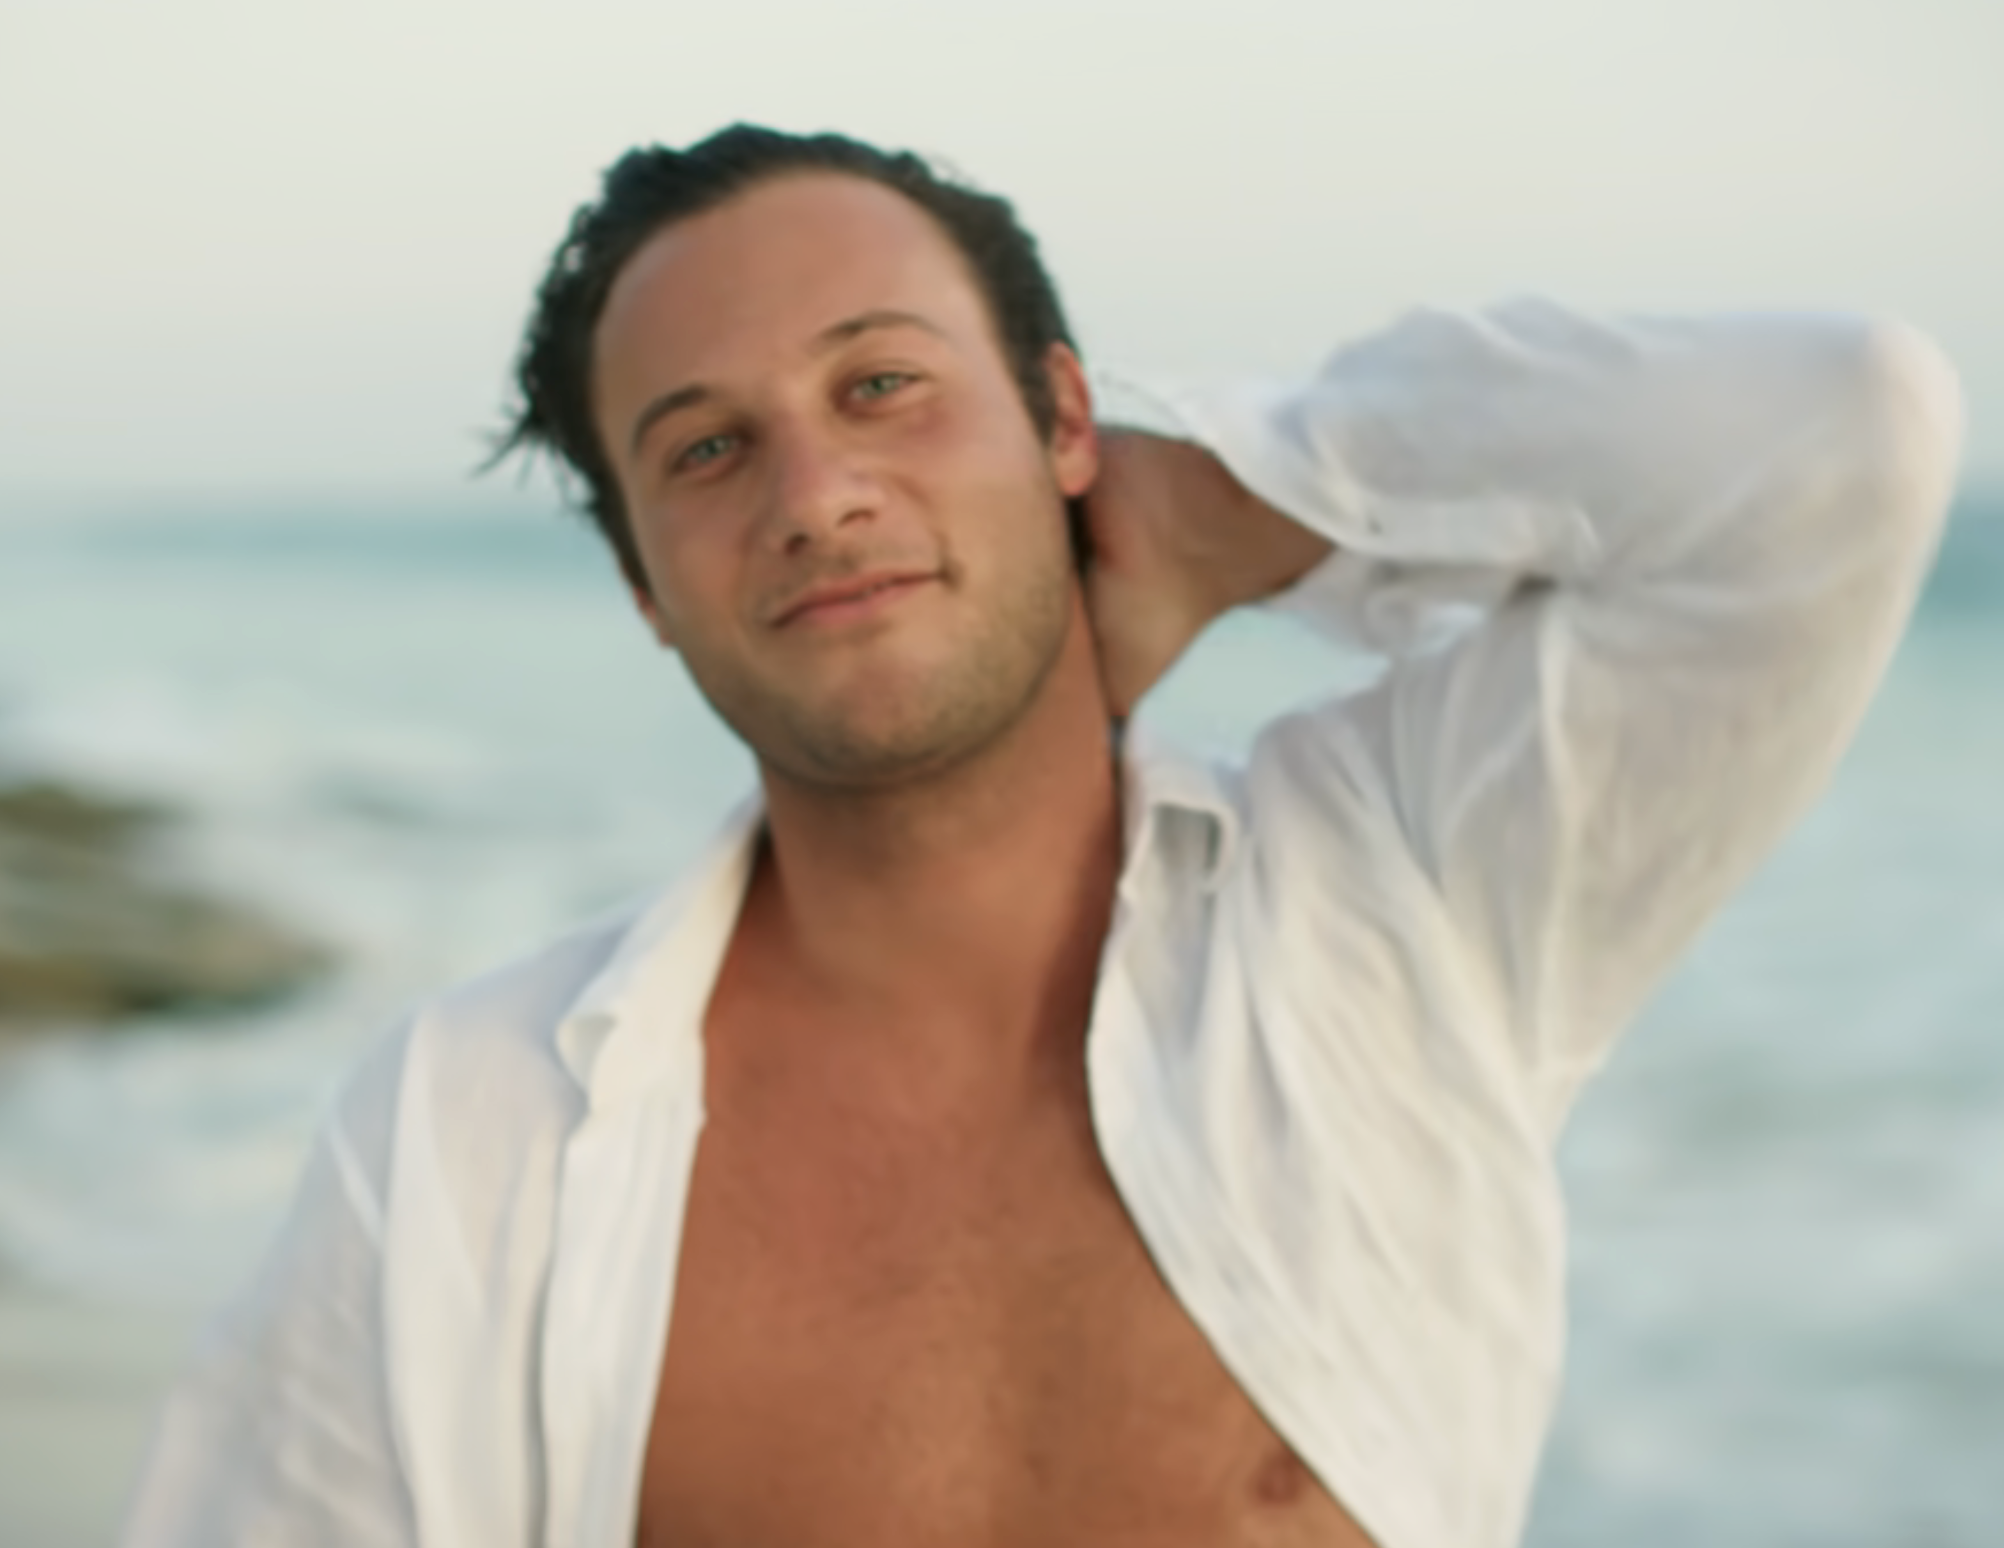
[1840, 318, 1965, 554]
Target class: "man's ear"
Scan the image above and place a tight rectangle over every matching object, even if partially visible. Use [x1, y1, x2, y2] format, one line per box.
[1043, 342, 1099, 499]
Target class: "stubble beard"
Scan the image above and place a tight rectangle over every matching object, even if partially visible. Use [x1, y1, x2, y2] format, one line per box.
[692, 526, 1076, 796]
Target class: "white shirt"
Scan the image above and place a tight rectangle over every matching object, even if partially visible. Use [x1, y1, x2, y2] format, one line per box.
[121, 300, 1962, 1548]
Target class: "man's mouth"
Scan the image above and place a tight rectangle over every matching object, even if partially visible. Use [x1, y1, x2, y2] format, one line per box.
[771, 570, 938, 628]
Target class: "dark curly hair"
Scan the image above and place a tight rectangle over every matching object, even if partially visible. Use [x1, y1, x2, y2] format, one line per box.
[493, 124, 1080, 589]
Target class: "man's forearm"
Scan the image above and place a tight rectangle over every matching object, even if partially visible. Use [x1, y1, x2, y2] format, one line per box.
[1138, 431, 1335, 618]
[1082, 428, 1334, 718]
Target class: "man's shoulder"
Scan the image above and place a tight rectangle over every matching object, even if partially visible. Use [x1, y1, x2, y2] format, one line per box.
[387, 805, 761, 1106]
[321, 897, 664, 1207]
[410, 898, 649, 1070]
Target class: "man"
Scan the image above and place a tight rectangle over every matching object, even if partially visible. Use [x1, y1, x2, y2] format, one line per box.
[123, 125, 1961, 1548]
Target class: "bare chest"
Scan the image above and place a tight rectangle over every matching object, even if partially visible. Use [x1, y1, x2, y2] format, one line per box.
[633, 1036, 1373, 1548]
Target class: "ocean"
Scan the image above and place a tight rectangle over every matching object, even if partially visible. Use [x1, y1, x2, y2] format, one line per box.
[1, 490, 1999, 1544]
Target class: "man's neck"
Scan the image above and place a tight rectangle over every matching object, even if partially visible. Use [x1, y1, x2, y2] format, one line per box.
[742, 612, 1123, 1067]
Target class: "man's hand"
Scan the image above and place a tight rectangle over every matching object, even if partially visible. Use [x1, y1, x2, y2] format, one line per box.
[1082, 430, 1334, 721]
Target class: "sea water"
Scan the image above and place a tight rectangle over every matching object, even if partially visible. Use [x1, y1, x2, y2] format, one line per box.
[0, 491, 1998, 1544]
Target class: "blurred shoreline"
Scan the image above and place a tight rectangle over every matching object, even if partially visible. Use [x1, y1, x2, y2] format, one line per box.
[0, 779, 332, 1044]
[0, 774, 321, 1546]
[0, 1279, 193, 1548]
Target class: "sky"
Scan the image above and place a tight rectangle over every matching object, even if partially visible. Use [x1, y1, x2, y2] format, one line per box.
[2, 0, 1999, 505]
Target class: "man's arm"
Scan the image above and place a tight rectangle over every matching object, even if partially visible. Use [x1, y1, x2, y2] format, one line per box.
[1087, 300, 1962, 1108]
[1083, 426, 1333, 720]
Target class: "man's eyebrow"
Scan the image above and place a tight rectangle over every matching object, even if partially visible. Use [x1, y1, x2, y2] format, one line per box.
[626, 311, 946, 458]
[628, 383, 713, 458]
[810, 308, 947, 352]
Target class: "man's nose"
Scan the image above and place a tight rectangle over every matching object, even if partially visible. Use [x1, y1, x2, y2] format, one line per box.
[758, 420, 877, 555]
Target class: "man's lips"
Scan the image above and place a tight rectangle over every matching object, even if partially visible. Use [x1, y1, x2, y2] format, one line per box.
[771, 569, 938, 628]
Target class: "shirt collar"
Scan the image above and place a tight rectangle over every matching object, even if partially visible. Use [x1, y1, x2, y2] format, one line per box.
[1119, 723, 1241, 898]
[554, 734, 1240, 1104]
[554, 792, 762, 1104]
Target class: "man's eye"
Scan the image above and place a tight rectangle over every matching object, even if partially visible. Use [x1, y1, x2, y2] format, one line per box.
[674, 433, 736, 472]
[852, 371, 914, 402]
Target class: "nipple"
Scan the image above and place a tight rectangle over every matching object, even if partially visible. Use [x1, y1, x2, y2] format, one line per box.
[1253, 1447, 1311, 1507]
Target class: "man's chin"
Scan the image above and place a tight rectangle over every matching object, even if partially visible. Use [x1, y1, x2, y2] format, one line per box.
[750, 678, 1017, 793]
[764, 713, 971, 791]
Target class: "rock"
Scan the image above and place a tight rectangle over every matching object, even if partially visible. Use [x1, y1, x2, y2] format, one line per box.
[0, 781, 333, 1031]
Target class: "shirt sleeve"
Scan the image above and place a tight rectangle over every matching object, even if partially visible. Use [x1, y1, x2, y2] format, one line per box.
[119, 1024, 418, 1548]
[1159, 300, 1963, 1109]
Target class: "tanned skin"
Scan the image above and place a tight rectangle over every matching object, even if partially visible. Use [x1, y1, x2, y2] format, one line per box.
[589, 172, 1355, 1547]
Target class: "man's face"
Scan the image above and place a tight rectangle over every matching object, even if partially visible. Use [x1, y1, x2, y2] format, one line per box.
[591, 173, 1098, 789]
